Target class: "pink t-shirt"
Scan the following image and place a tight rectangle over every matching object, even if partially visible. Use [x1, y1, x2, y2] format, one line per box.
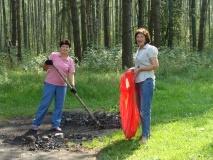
[45, 52, 75, 86]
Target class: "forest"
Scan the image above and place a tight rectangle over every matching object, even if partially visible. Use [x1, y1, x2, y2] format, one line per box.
[0, 0, 212, 69]
[1, 1, 213, 159]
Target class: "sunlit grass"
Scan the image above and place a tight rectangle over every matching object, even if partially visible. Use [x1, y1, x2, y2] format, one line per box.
[84, 112, 213, 159]
[83, 71, 213, 160]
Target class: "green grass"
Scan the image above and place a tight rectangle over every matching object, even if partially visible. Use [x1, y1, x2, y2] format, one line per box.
[1, 67, 213, 159]
[83, 69, 213, 160]
[0, 69, 121, 119]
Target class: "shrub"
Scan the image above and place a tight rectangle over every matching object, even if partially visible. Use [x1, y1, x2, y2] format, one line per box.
[81, 44, 122, 71]
[0, 68, 10, 85]
[156, 47, 213, 79]
[21, 54, 46, 73]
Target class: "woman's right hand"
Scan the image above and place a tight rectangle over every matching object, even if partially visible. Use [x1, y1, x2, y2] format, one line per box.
[128, 67, 135, 72]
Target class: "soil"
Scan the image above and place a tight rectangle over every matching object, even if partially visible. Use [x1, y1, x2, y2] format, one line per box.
[0, 109, 121, 160]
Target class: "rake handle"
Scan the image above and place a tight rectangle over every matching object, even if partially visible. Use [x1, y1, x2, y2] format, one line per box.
[52, 64, 101, 125]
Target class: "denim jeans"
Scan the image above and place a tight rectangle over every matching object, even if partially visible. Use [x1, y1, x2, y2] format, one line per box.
[135, 78, 154, 138]
[33, 82, 67, 127]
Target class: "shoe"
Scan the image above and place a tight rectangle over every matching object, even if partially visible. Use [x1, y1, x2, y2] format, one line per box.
[52, 126, 62, 132]
[137, 134, 142, 139]
[142, 137, 148, 144]
[137, 134, 151, 139]
[31, 125, 38, 131]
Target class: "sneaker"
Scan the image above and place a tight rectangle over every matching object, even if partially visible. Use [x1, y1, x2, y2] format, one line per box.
[31, 125, 38, 131]
[142, 137, 148, 144]
[52, 126, 62, 132]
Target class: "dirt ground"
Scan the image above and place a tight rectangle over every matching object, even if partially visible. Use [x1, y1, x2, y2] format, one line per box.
[0, 110, 121, 160]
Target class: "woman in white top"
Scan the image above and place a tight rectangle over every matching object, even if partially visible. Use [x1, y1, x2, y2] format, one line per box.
[130, 28, 159, 143]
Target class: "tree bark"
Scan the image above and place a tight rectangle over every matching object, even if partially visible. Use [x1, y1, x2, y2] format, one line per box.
[92, 0, 97, 45]
[70, 0, 82, 64]
[168, 0, 173, 48]
[43, 0, 47, 53]
[138, 0, 145, 27]
[22, 0, 27, 49]
[55, 0, 60, 41]
[50, 0, 53, 47]
[198, 0, 208, 52]
[152, 0, 161, 48]
[122, 0, 132, 69]
[2, 0, 8, 48]
[11, 0, 17, 46]
[86, 0, 93, 43]
[115, 0, 119, 43]
[189, 0, 196, 50]
[96, 0, 101, 45]
[17, 0, 22, 61]
[148, 0, 154, 42]
[104, 0, 110, 48]
[34, 0, 40, 55]
[81, 0, 87, 55]
[0, 0, 2, 48]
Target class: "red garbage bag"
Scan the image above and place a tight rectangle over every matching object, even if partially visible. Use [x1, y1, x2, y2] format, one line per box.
[119, 71, 140, 139]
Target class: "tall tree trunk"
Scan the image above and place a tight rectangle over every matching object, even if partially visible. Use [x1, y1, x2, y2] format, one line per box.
[152, 0, 161, 48]
[168, 0, 173, 48]
[138, 0, 145, 27]
[0, 0, 2, 49]
[17, 0, 21, 61]
[70, 0, 82, 64]
[122, 0, 132, 69]
[61, 0, 66, 39]
[27, 1, 30, 50]
[38, 0, 43, 52]
[11, 0, 16, 46]
[55, 0, 60, 41]
[86, 0, 93, 43]
[66, 0, 72, 41]
[43, 0, 47, 53]
[96, 0, 101, 45]
[81, 0, 87, 55]
[208, 0, 211, 48]
[104, 0, 110, 48]
[31, 1, 35, 50]
[2, 0, 8, 48]
[148, 0, 154, 42]
[34, 0, 40, 55]
[198, 0, 208, 52]
[22, 0, 27, 49]
[119, 0, 122, 43]
[92, 0, 97, 44]
[50, 0, 53, 46]
[189, 0, 196, 50]
[2, 0, 12, 64]
[115, 0, 119, 43]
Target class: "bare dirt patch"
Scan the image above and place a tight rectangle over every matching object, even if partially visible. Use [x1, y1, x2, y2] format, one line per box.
[0, 109, 121, 160]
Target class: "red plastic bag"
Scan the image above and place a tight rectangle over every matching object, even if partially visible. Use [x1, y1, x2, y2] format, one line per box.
[119, 71, 140, 139]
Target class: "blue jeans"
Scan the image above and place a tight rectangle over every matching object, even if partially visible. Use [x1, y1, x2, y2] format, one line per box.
[135, 78, 154, 138]
[33, 82, 67, 127]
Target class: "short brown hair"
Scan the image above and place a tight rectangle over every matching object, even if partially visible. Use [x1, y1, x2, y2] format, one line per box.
[134, 28, 151, 44]
[60, 39, 71, 48]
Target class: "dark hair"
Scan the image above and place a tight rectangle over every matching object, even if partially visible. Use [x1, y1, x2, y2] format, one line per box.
[134, 28, 151, 45]
[60, 39, 71, 48]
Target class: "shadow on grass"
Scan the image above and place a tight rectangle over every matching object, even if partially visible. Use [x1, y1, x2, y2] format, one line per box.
[201, 142, 213, 158]
[96, 138, 141, 160]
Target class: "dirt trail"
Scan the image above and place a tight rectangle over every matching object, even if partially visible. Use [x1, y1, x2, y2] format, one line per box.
[0, 110, 120, 160]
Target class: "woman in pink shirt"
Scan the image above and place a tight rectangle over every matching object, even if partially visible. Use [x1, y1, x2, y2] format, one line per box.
[32, 39, 76, 132]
